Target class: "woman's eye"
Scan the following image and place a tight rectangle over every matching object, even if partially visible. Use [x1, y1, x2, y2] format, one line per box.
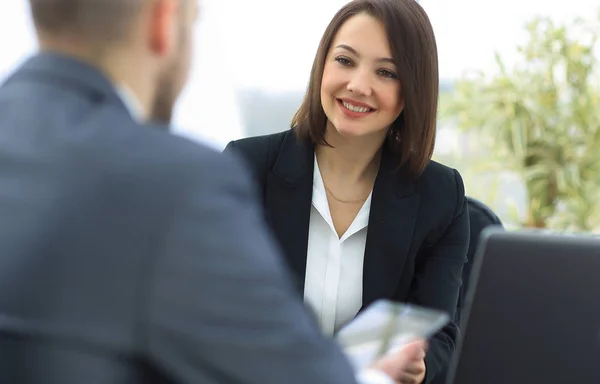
[378, 69, 398, 79]
[335, 57, 352, 66]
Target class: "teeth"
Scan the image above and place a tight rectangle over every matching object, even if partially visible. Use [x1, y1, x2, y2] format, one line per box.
[342, 101, 371, 113]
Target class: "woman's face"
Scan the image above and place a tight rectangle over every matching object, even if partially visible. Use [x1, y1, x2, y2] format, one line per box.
[320, 13, 404, 141]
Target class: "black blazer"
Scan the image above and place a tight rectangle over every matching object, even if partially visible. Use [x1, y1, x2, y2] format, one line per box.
[224, 129, 470, 383]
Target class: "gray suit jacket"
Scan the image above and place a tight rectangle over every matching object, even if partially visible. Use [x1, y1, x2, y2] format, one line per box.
[0, 53, 357, 384]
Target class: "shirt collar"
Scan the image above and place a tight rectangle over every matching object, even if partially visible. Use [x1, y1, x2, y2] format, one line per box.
[115, 85, 144, 122]
[312, 154, 372, 241]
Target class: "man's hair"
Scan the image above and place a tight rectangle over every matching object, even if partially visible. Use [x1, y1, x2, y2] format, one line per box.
[29, 0, 144, 42]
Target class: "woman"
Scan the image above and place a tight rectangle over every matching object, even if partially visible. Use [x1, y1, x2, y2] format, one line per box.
[224, 0, 469, 383]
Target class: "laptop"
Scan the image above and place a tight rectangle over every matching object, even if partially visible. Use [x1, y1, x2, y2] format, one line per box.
[446, 229, 600, 384]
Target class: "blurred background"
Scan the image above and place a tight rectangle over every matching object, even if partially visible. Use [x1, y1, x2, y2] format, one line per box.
[2, 0, 598, 232]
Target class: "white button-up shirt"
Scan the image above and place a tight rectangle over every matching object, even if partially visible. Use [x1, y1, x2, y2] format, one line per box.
[304, 155, 372, 335]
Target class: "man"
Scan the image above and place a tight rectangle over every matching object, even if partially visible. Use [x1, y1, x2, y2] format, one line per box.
[0, 0, 426, 383]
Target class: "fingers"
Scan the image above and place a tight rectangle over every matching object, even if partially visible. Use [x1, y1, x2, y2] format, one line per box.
[400, 353, 426, 374]
[370, 338, 428, 383]
[394, 340, 426, 383]
[399, 339, 427, 360]
[399, 374, 423, 384]
[403, 362, 425, 375]
[398, 360, 426, 384]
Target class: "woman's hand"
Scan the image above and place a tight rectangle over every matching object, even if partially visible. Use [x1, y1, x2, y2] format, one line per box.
[370, 339, 427, 384]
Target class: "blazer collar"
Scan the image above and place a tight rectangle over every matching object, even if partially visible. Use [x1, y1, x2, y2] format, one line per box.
[362, 142, 419, 307]
[374, 141, 415, 199]
[270, 131, 414, 198]
[265, 131, 315, 293]
[266, 131, 419, 308]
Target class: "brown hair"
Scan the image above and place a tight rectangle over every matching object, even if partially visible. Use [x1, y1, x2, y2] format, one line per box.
[291, 0, 439, 178]
[28, 0, 144, 43]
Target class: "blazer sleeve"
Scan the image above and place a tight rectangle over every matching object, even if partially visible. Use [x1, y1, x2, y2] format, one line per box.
[144, 150, 359, 384]
[408, 169, 470, 384]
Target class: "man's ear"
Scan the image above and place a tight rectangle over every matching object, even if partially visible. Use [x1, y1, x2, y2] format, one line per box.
[148, 0, 178, 56]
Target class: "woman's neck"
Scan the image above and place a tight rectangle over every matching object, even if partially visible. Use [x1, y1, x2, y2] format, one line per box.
[316, 127, 386, 185]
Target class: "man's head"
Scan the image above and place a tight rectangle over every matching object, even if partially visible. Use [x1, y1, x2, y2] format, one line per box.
[28, 0, 198, 123]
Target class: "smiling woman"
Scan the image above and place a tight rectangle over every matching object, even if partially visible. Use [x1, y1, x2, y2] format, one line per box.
[293, 4, 439, 179]
[319, 15, 405, 149]
[223, 1, 469, 383]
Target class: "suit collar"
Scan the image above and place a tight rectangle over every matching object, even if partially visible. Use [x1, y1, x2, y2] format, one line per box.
[376, 141, 415, 199]
[11, 52, 129, 114]
[362, 143, 419, 307]
[266, 131, 420, 307]
[265, 131, 315, 293]
[115, 85, 144, 121]
[270, 131, 414, 199]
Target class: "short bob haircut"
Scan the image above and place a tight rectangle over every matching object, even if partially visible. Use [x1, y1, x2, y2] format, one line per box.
[291, 0, 439, 178]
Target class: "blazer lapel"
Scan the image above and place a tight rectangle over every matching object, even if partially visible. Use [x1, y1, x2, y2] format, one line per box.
[362, 145, 420, 307]
[264, 131, 314, 294]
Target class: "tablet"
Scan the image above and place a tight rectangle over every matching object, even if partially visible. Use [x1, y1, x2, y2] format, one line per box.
[336, 299, 449, 369]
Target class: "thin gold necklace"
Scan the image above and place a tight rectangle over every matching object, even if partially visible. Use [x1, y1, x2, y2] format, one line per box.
[323, 183, 369, 204]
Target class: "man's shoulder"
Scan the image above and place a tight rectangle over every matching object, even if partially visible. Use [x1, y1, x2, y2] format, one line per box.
[71, 110, 248, 199]
[122, 122, 246, 187]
